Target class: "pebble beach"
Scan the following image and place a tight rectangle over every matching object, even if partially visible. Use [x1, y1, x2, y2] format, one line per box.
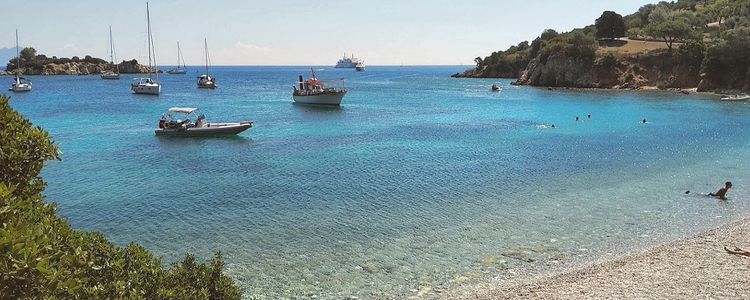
[444, 216, 750, 299]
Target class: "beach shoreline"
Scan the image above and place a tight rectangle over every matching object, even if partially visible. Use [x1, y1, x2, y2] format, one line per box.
[439, 215, 750, 299]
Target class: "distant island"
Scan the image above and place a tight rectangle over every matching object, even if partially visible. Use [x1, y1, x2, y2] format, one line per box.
[1, 47, 159, 76]
[454, 0, 749, 93]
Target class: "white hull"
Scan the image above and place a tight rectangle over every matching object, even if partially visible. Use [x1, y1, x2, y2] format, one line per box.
[156, 122, 252, 136]
[101, 73, 120, 80]
[293, 92, 346, 105]
[9, 83, 32, 92]
[131, 83, 161, 95]
[167, 69, 186, 74]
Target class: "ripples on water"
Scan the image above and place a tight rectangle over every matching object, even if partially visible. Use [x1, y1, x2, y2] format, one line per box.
[10, 66, 750, 299]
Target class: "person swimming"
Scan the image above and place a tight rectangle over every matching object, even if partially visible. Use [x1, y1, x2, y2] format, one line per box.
[642, 119, 647, 123]
[576, 116, 580, 122]
[709, 181, 732, 200]
[587, 114, 591, 119]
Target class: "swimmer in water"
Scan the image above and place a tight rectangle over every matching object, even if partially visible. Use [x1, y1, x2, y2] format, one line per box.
[576, 116, 580, 122]
[642, 119, 647, 123]
[708, 181, 732, 200]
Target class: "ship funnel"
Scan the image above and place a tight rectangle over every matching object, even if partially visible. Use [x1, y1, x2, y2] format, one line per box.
[299, 75, 304, 90]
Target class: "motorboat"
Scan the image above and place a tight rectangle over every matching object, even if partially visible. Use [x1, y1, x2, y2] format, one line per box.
[720, 94, 750, 101]
[491, 84, 501, 92]
[355, 61, 365, 72]
[9, 29, 32, 92]
[335, 52, 362, 68]
[292, 69, 346, 105]
[166, 41, 187, 74]
[101, 26, 120, 80]
[197, 38, 217, 89]
[132, 2, 160, 95]
[155, 107, 253, 136]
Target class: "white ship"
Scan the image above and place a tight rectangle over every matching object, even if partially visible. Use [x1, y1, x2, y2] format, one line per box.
[292, 69, 346, 105]
[335, 53, 362, 68]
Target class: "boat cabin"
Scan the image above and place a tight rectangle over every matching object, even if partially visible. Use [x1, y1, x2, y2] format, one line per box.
[158, 107, 207, 129]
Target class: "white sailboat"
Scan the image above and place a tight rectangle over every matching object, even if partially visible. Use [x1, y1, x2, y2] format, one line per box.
[166, 41, 187, 74]
[101, 26, 120, 80]
[131, 2, 161, 95]
[197, 38, 216, 89]
[8, 29, 32, 92]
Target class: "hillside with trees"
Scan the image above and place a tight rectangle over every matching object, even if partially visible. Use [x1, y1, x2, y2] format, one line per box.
[454, 0, 750, 93]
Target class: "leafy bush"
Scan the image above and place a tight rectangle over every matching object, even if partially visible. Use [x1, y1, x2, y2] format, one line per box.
[0, 94, 242, 299]
[598, 52, 619, 68]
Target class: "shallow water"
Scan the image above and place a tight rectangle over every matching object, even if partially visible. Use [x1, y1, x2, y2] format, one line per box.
[8, 66, 750, 299]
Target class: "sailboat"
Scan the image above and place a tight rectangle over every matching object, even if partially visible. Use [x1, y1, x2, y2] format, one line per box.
[8, 29, 32, 92]
[101, 26, 120, 80]
[196, 38, 216, 89]
[166, 42, 187, 74]
[131, 2, 161, 95]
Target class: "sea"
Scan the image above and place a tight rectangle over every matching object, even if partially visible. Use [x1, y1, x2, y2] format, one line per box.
[7, 66, 750, 299]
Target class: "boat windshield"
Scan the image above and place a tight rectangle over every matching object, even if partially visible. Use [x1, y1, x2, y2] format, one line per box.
[160, 108, 205, 123]
[132, 78, 155, 85]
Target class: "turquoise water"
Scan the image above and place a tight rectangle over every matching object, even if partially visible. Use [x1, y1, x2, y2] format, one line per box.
[8, 66, 750, 299]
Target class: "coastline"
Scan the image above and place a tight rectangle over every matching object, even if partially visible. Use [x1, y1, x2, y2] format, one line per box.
[439, 215, 750, 299]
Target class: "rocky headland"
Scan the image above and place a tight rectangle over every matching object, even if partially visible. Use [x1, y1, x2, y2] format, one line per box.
[2, 47, 160, 76]
[454, 0, 750, 95]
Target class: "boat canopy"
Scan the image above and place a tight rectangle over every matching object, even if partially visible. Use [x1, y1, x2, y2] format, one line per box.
[168, 107, 198, 114]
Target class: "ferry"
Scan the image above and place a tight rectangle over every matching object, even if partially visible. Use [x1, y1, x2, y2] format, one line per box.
[335, 53, 362, 68]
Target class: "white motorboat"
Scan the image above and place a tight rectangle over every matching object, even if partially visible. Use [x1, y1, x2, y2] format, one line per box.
[335, 53, 362, 68]
[292, 69, 346, 105]
[166, 41, 187, 74]
[101, 26, 120, 80]
[491, 84, 501, 92]
[155, 107, 253, 136]
[132, 2, 160, 95]
[9, 29, 32, 92]
[355, 61, 365, 72]
[720, 94, 750, 101]
[197, 38, 217, 89]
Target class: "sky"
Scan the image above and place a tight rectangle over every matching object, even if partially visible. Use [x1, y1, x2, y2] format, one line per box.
[2, 0, 655, 66]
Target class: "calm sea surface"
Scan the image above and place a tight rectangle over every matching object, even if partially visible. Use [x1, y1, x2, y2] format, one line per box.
[8, 66, 750, 299]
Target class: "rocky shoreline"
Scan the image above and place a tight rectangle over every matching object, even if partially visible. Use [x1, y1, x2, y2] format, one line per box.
[2, 60, 159, 76]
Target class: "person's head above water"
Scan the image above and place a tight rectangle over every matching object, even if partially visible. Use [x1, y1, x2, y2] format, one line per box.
[642, 119, 647, 123]
[726, 181, 733, 188]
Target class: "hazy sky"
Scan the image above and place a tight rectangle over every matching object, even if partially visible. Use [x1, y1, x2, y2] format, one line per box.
[3, 0, 654, 66]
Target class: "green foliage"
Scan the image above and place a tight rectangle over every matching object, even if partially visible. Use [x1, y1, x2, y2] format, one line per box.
[0, 94, 242, 299]
[676, 39, 706, 71]
[645, 8, 698, 50]
[702, 26, 750, 89]
[20, 47, 37, 63]
[596, 11, 626, 40]
[538, 32, 598, 65]
[598, 52, 619, 68]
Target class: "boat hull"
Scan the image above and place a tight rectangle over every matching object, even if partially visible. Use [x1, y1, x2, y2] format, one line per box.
[197, 82, 217, 89]
[155, 122, 252, 136]
[132, 83, 161, 95]
[167, 69, 187, 74]
[101, 73, 120, 80]
[9, 84, 32, 92]
[293, 92, 346, 105]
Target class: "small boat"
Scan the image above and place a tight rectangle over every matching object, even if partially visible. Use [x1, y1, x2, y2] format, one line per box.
[155, 107, 253, 136]
[197, 38, 217, 89]
[491, 84, 501, 92]
[292, 69, 347, 105]
[720, 94, 750, 101]
[9, 29, 32, 92]
[166, 41, 187, 74]
[355, 61, 365, 72]
[101, 26, 120, 80]
[132, 2, 160, 95]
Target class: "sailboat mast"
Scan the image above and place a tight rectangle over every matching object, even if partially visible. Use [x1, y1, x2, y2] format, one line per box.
[146, 2, 153, 80]
[15, 29, 20, 81]
[108, 26, 114, 64]
[204, 38, 209, 75]
[176, 41, 180, 69]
